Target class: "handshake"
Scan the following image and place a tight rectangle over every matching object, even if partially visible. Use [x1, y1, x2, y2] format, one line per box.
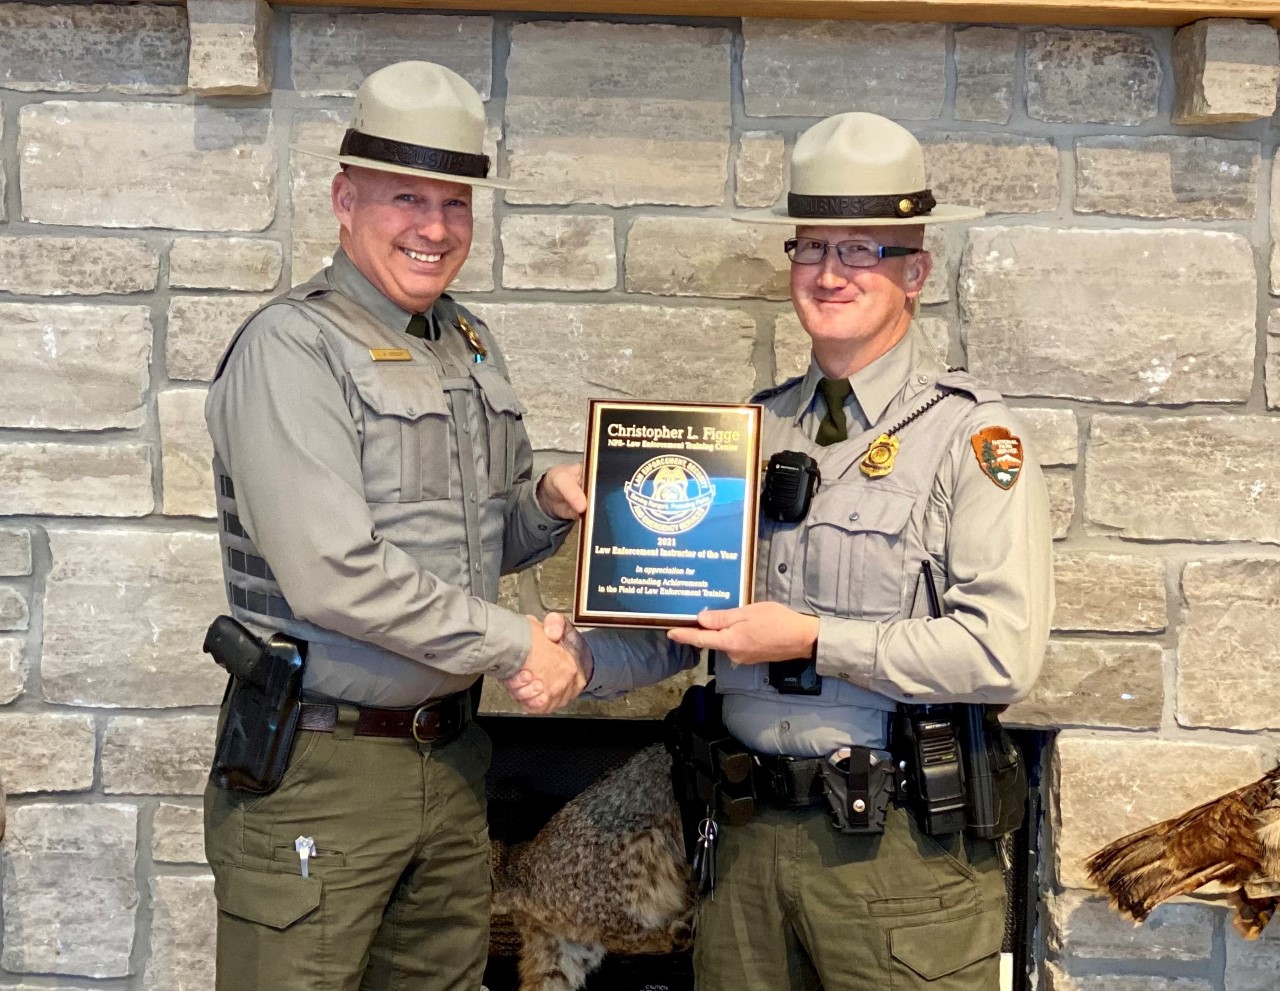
[499, 613, 594, 715]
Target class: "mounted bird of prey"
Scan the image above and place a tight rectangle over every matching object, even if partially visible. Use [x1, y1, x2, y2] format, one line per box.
[1085, 765, 1280, 938]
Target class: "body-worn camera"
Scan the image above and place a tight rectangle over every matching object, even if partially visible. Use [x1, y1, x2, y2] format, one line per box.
[761, 450, 820, 523]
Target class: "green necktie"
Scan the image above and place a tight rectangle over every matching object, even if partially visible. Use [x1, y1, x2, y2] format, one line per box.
[405, 313, 433, 340]
[816, 377, 854, 447]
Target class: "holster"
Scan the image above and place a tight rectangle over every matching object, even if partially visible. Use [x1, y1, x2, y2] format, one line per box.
[965, 705, 1027, 840]
[204, 617, 306, 794]
[664, 681, 755, 862]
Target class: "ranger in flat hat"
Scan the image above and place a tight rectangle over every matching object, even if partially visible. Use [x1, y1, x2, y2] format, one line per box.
[203, 61, 589, 991]
[531, 112, 1054, 990]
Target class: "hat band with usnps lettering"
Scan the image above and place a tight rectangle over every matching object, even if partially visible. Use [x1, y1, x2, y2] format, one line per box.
[786, 189, 937, 221]
[339, 129, 491, 180]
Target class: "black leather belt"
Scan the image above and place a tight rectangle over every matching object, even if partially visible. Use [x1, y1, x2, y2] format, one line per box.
[298, 690, 471, 744]
[753, 753, 828, 809]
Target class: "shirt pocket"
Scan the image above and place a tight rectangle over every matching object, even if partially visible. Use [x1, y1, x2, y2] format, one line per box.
[349, 363, 451, 503]
[801, 483, 915, 620]
[470, 363, 526, 498]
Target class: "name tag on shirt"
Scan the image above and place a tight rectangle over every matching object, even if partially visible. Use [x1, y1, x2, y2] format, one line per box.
[369, 348, 413, 362]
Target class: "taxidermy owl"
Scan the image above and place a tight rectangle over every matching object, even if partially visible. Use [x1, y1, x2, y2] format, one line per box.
[491, 744, 694, 991]
[1085, 765, 1280, 938]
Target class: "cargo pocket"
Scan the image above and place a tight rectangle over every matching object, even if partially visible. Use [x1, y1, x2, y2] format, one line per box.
[888, 907, 1002, 989]
[215, 862, 322, 930]
[801, 483, 915, 619]
[350, 363, 451, 502]
[470, 363, 525, 497]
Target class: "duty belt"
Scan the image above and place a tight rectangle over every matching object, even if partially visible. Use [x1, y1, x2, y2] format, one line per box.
[298, 689, 471, 744]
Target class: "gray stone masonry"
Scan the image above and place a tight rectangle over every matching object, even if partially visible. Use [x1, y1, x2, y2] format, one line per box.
[3, 8, 1280, 990]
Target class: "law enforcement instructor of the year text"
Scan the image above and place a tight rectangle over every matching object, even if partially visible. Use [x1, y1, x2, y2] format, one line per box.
[534, 112, 1054, 990]
[203, 61, 587, 991]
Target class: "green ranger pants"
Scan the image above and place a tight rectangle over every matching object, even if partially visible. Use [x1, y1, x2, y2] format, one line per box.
[693, 804, 1006, 991]
[204, 710, 492, 991]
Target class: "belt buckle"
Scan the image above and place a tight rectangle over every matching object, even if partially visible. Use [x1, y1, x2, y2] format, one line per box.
[411, 703, 442, 744]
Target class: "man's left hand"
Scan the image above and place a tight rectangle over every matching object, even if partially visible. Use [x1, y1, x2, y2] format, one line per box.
[667, 602, 820, 666]
[537, 462, 587, 521]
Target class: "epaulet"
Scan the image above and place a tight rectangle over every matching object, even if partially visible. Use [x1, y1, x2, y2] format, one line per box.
[750, 375, 804, 403]
[436, 292, 487, 331]
[285, 281, 333, 303]
[937, 368, 1003, 406]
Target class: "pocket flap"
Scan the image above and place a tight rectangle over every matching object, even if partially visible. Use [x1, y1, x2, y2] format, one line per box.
[214, 863, 321, 930]
[470, 363, 525, 416]
[350, 364, 448, 420]
[807, 485, 915, 536]
[889, 907, 1003, 981]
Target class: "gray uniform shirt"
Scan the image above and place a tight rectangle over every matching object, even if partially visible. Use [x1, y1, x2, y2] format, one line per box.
[583, 326, 1053, 756]
[205, 250, 570, 706]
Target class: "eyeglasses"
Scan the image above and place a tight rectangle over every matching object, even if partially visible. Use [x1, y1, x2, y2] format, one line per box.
[784, 237, 923, 268]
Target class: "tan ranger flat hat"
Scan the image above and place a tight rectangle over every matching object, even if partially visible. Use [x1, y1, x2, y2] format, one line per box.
[294, 60, 521, 190]
[738, 112, 983, 226]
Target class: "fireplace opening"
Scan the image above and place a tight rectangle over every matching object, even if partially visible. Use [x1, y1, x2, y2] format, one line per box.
[479, 715, 1050, 991]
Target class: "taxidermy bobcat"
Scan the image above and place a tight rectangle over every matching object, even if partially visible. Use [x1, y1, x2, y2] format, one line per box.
[491, 744, 694, 991]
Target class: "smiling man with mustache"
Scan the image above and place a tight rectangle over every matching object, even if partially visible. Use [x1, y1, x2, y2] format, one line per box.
[202, 61, 587, 991]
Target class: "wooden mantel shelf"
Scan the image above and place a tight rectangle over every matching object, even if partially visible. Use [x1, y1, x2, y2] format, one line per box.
[270, 0, 1280, 28]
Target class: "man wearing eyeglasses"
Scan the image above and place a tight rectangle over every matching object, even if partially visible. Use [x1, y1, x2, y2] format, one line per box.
[515, 111, 1053, 990]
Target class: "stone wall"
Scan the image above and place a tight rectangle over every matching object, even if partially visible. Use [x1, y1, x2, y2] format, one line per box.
[0, 4, 1278, 989]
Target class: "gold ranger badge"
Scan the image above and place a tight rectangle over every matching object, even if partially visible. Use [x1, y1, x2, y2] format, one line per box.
[860, 434, 900, 478]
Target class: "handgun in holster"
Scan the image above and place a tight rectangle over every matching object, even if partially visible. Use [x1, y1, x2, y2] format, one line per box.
[664, 682, 755, 859]
[204, 615, 306, 794]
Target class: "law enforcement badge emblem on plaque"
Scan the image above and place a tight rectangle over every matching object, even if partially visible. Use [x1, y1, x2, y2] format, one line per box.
[575, 400, 763, 628]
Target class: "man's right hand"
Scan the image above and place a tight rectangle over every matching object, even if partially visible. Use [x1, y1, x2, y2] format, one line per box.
[499, 616, 587, 714]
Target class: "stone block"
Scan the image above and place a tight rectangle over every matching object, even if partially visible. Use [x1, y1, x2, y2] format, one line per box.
[289, 113, 496, 292]
[1013, 408, 1077, 467]
[102, 715, 218, 795]
[1005, 639, 1163, 730]
[960, 227, 1255, 404]
[170, 237, 282, 291]
[0, 112, 6, 223]
[0, 713, 95, 793]
[0, 804, 138, 977]
[159, 389, 216, 519]
[166, 294, 273, 381]
[483, 304, 757, 451]
[1075, 136, 1258, 220]
[506, 22, 730, 207]
[0, 3, 187, 94]
[0, 587, 29, 632]
[1046, 889, 1214, 961]
[0, 303, 151, 430]
[1027, 29, 1160, 125]
[42, 530, 227, 708]
[289, 13, 492, 97]
[742, 19, 944, 119]
[481, 665, 701, 720]
[0, 638, 26, 704]
[1044, 964, 1213, 991]
[736, 131, 786, 208]
[501, 215, 616, 291]
[954, 26, 1018, 124]
[1225, 923, 1280, 990]
[1178, 559, 1280, 731]
[1271, 158, 1280, 297]
[0, 236, 158, 295]
[1174, 18, 1280, 124]
[923, 134, 1059, 215]
[153, 804, 208, 864]
[1046, 472, 1074, 539]
[1052, 733, 1265, 889]
[0, 528, 33, 577]
[1085, 416, 1280, 543]
[626, 218, 790, 300]
[188, 0, 272, 95]
[146, 875, 216, 991]
[1269, 309, 1280, 407]
[21, 102, 276, 231]
[1053, 552, 1166, 632]
[0, 443, 153, 517]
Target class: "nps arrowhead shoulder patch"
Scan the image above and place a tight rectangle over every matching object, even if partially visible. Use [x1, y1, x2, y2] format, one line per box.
[970, 426, 1023, 490]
